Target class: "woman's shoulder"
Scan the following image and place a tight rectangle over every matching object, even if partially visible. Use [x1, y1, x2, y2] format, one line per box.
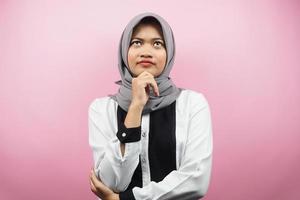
[88, 96, 116, 114]
[178, 89, 209, 106]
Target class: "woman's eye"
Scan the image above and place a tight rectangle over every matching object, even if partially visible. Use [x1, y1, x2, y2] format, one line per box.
[131, 41, 142, 46]
[154, 41, 164, 47]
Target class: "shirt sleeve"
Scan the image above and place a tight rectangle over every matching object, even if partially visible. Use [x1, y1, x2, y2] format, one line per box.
[130, 93, 213, 200]
[117, 122, 142, 143]
[88, 98, 141, 192]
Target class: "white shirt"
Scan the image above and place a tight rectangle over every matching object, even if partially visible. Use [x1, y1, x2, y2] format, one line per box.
[88, 89, 213, 200]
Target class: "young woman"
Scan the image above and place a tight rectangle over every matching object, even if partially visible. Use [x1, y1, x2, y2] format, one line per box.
[89, 12, 213, 200]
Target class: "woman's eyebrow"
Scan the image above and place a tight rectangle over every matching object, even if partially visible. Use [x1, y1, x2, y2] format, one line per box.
[132, 37, 164, 42]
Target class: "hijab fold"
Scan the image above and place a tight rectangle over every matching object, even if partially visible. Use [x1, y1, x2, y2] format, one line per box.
[110, 12, 182, 114]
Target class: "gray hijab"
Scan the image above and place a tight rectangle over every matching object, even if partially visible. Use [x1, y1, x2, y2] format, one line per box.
[110, 12, 182, 114]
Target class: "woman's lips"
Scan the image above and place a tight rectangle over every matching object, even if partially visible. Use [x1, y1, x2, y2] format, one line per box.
[138, 61, 154, 67]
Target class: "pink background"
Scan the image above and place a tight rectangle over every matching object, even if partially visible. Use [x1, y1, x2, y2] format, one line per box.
[1, 0, 299, 199]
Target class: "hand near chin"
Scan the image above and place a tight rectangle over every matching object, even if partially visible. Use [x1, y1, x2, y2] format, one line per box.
[90, 169, 119, 200]
[131, 71, 159, 108]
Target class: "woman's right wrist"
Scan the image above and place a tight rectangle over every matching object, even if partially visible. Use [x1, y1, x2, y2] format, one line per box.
[124, 103, 143, 128]
[129, 102, 144, 112]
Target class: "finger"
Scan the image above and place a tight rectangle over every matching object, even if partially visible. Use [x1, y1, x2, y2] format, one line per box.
[90, 179, 105, 199]
[90, 174, 105, 196]
[145, 84, 150, 95]
[153, 81, 159, 96]
[90, 179, 97, 193]
[89, 171, 99, 195]
[145, 78, 159, 96]
[137, 75, 159, 96]
[90, 170, 101, 188]
[90, 170, 110, 194]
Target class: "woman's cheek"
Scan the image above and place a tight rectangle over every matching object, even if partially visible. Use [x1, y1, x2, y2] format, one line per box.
[158, 52, 167, 68]
[127, 50, 136, 67]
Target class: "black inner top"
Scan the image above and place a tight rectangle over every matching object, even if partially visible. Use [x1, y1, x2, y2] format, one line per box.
[117, 101, 177, 189]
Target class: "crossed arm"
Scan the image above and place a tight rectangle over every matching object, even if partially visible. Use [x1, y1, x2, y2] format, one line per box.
[90, 168, 119, 200]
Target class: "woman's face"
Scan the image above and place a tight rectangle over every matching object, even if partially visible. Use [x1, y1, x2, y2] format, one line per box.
[127, 23, 167, 77]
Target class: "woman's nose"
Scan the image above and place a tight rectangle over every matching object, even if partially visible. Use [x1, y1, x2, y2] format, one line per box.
[139, 44, 153, 58]
[140, 52, 152, 58]
[140, 49, 153, 58]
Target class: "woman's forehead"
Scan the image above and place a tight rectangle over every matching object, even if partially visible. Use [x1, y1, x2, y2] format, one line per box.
[131, 23, 164, 39]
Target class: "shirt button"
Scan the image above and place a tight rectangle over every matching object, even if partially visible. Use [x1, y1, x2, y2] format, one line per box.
[142, 131, 146, 137]
[122, 132, 126, 137]
[141, 158, 146, 163]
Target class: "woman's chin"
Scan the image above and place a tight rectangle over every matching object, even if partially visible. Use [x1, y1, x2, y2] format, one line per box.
[138, 69, 154, 75]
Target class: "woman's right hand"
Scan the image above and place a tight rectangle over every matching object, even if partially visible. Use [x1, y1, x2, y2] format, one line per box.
[131, 71, 159, 109]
